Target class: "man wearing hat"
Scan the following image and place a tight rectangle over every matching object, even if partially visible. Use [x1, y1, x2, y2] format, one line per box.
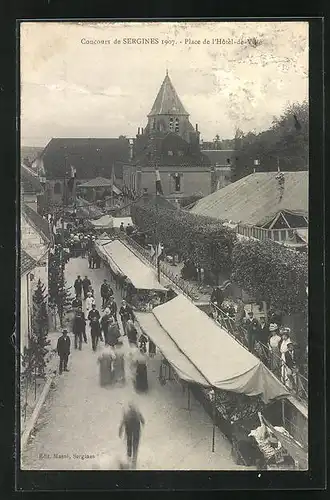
[283, 342, 298, 390]
[245, 311, 260, 353]
[56, 330, 71, 374]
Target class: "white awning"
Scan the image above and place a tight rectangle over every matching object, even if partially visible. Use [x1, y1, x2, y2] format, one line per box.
[136, 294, 290, 403]
[135, 312, 209, 386]
[95, 239, 167, 291]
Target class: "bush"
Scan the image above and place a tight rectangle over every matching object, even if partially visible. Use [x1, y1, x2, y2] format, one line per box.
[231, 239, 308, 314]
[131, 204, 237, 277]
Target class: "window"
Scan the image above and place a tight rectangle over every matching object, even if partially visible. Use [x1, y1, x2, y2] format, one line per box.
[280, 230, 286, 241]
[175, 118, 179, 133]
[168, 150, 173, 156]
[169, 117, 174, 132]
[54, 182, 62, 194]
[173, 173, 181, 192]
[178, 150, 184, 156]
[152, 119, 156, 130]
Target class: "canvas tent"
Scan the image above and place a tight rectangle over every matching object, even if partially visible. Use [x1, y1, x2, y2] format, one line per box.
[135, 294, 289, 404]
[90, 214, 114, 229]
[95, 239, 167, 292]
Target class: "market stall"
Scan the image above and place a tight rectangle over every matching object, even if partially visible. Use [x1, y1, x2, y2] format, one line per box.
[134, 294, 305, 467]
[95, 239, 168, 308]
[90, 214, 114, 230]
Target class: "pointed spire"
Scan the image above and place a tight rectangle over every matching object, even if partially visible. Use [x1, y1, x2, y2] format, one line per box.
[277, 157, 280, 172]
[148, 72, 189, 117]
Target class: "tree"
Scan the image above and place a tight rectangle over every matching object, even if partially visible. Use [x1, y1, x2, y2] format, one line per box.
[48, 248, 73, 327]
[31, 279, 50, 377]
[232, 101, 309, 181]
[231, 239, 308, 316]
[131, 204, 237, 280]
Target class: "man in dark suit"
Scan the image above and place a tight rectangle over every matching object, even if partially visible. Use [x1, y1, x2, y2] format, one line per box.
[74, 276, 83, 299]
[258, 316, 269, 344]
[100, 279, 109, 308]
[106, 295, 117, 320]
[119, 402, 145, 468]
[73, 307, 87, 350]
[82, 276, 91, 300]
[72, 295, 83, 312]
[56, 330, 71, 374]
[245, 312, 260, 353]
[119, 300, 134, 335]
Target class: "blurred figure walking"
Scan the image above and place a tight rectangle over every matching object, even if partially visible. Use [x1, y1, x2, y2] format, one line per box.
[119, 402, 145, 469]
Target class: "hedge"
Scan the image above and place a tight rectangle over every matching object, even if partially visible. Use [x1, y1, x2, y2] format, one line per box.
[131, 204, 237, 276]
[131, 203, 308, 315]
[231, 239, 308, 315]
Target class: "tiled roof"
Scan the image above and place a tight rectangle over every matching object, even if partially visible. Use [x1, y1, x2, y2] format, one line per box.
[190, 171, 308, 226]
[40, 138, 130, 179]
[21, 164, 44, 194]
[78, 177, 121, 194]
[20, 249, 37, 276]
[134, 132, 210, 168]
[148, 73, 188, 116]
[23, 203, 52, 243]
[201, 149, 235, 166]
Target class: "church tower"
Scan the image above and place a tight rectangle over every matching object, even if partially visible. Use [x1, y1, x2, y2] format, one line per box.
[145, 71, 197, 144]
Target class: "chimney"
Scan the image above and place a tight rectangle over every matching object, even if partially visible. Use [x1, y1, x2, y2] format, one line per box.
[138, 127, 140, 135]
[141, 127, 144, 134]
[195, 124, 198, 132]
[129, 138, 134, 160]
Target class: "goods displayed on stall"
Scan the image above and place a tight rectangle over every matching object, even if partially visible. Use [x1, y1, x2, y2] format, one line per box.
[133, 294, 308, 468]
[94, 238, 168, 309]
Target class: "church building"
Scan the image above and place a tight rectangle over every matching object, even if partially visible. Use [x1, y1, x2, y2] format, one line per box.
[122, 71, 215, 202]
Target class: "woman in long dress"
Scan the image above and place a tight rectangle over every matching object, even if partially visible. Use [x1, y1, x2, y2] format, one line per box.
[268, 324, 282, 375]
[113, 341, 126, 385]
[279, 328, 293, 386]
[97, 346, 116, 387]
[134, 350, 148, 393]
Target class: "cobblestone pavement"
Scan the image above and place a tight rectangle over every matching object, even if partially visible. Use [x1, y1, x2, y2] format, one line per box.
[21, 256, 250, 470]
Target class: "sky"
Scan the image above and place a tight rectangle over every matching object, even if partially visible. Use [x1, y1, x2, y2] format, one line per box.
[20, 21, 308, 147]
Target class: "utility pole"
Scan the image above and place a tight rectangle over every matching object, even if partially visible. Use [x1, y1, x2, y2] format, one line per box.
[155, 164, 161, 283]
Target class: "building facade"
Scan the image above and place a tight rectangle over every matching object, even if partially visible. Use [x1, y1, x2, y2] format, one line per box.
[122, 72, 214, 201]
[32, 138, 130, 207]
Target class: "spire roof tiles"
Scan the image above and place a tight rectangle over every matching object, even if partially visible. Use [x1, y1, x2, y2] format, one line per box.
[148, 73, 189, 117]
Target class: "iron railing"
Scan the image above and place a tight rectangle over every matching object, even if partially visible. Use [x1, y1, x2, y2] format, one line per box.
[110, 231, 308, 403]
[117, 233, 200, 300]
[211, 303, 308, 403]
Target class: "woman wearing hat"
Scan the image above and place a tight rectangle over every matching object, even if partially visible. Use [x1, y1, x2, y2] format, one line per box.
[268, 324, 282, 375]
[279, 328, 293, 386]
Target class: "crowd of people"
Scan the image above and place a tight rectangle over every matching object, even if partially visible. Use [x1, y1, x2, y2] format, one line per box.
[210, 286, 302, 392]
[55, 269, 154, 468]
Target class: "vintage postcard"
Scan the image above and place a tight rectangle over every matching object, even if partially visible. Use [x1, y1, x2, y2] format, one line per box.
[19, 21, 309, 473]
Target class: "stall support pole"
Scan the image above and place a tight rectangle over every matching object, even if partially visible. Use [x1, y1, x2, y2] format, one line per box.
[211, 390, 216, 452]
